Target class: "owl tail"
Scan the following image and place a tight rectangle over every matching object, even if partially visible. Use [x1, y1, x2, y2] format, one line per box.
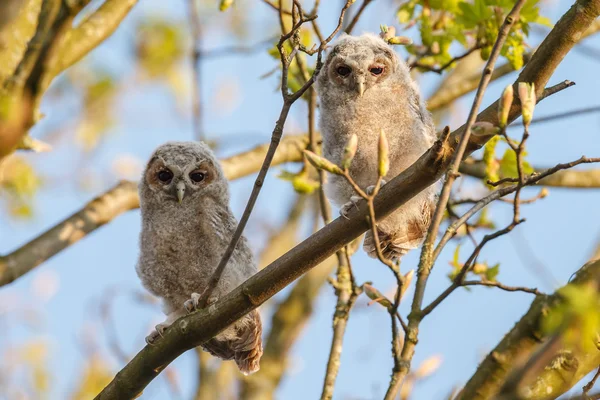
[363, 201, 434, 261]
[201, 310, 263, 375]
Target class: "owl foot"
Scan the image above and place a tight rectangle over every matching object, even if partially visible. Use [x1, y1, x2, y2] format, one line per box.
[145, 322, 169, 345]
[339, 195, 363, 219]
[366, 179, 387, 196]
[184, 292, 201, 313]
[184, 292, 219, 313]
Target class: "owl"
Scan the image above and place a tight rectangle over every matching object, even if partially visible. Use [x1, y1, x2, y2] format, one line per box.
[136, 141, 263, 375]
[316, 33, 438, 260]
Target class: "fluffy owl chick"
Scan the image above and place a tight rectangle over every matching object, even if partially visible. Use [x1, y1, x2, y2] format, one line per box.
[136, 141, 262, 375]
[317, 33, 438, 260]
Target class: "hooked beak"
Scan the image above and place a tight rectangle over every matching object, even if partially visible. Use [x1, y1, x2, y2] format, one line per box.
[356, 78, 366, 97]
[175, 181, 186, 203]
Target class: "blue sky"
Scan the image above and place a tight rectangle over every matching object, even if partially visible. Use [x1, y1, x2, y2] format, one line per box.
[1, 0, 599, 399]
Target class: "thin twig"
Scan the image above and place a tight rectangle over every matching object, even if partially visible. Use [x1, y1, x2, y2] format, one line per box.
[336, 156, 408, 400]
[426, 156, 600, 315]
[188, 0, 203, 141]
[344, 0, 373, 35]
[507, 105, 600, 127]
[411, 45, 484, 74]
[584, 366, 600, 398]
[199, 37, 277, 59]
[462, 280, 540, 295]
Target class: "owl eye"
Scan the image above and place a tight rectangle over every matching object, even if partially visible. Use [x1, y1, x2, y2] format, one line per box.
[370, 66, 384, 75]
[157, 170, 173, 183]
[189, 171, 205, 183]
[336, 65, 351, 77]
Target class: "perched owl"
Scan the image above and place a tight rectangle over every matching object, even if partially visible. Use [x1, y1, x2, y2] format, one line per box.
[136, 141, 263, 375]
[316, 33, 438, 260]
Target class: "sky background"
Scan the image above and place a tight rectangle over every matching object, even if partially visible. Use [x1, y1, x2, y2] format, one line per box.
[1, 0, 600, 399]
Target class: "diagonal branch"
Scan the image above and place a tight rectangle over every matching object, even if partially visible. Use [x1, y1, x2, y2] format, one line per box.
[53, 0, 139, 75]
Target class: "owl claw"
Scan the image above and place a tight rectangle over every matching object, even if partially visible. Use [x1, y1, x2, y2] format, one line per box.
[145, 322, 170, 345]
[184, 292, 201, 313]
[185, 293, 218, 313]
[339, 195, 363, 219]
[366, 179, 387, 196]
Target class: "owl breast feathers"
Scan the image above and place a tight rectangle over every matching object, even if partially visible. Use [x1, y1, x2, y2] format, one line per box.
[316, 33, 439, 260]
[136, 141, 262, 375]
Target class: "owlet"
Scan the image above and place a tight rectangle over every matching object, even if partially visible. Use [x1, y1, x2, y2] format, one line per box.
[136, 141, 263, 374]
[316, 33, 438, 260]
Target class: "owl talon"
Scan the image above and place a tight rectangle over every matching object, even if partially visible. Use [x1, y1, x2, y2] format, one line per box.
[184, 292, 202, 313]
[145, 329, 161, 345]
[145, 322, 169, 345]
[185, 293, 219, 313]
[339, 195, 362, 219]
[366, 179, 387, 196]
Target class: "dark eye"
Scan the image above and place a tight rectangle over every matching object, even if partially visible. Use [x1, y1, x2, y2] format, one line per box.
[157, 170, 173, 182]
[190, 172, 205, 183]
[336, 65, 351, 77]
[370, 66, 384, 75]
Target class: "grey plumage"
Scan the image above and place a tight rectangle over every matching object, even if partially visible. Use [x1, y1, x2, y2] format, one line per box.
[316, 33, 438, 260]
[136, 141, 262, 375]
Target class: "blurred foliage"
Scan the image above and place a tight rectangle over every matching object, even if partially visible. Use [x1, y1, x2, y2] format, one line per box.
[135, 19, 185, 78]
[542, 283, 600, 351]
[398, 0, 551, 70]
[0, 155, 41, 218]
[67, 68, 118, 151]
[499, 147, 534, 178]
[480, 135, 534, 187]
[448, 244, 500, 283]
[483, 136, 501, 187]
[0, 339, 51, 399]
[399, 355, 443, 400]
[70, 355, 114, 400]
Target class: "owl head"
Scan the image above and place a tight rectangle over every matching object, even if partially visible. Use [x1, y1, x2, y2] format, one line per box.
[139, 141, 228, 207]
[317, 33, 409, 98]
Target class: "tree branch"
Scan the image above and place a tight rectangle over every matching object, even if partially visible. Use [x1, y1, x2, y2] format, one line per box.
[457, 260, 600, 400]
[54, 0, 138, 75]
[459, 158, 600, 189]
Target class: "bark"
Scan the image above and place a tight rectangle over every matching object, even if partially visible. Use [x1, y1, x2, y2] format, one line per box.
[458, 260, 600, 400]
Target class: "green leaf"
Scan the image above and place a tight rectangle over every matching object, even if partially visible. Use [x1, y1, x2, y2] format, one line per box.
[485, 263, 500, 282]
[452, 244, 461, 268]
[499, 149, 534, 179]
[535, 15, 553, 27]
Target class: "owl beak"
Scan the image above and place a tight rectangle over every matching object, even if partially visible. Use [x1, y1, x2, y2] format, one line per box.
[175, 181, 186, 203]
[356, 79, 366, 97]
